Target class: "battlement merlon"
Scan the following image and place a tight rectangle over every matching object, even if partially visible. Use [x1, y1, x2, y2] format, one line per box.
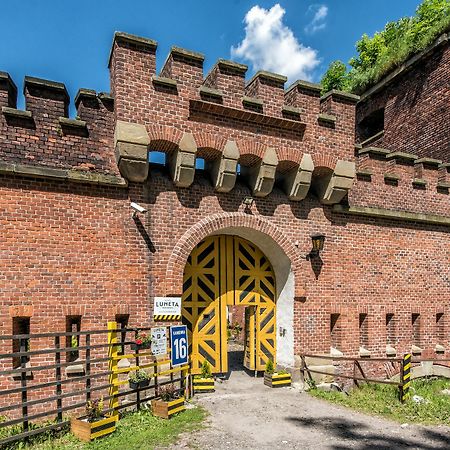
[0, 71, 18, 108]
[108, 31, 352, 125]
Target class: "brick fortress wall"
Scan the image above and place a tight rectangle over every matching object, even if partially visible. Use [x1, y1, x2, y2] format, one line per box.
[0, 32, 449, 405]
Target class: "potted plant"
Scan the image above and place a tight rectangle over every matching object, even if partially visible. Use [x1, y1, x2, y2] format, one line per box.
[71, 397, 117, 442]
[264, 359, 292, 388]
[193, 360, 215, 393]
[128, 369, 151, 390]
[151, 383, 185, 419]
[131, 331, 152, 350]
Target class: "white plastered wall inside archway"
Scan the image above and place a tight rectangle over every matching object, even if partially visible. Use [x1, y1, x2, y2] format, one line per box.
[210, 226, 295, 368]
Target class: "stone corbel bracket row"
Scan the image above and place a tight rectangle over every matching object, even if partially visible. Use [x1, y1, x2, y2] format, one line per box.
[114, 120, 355, 203]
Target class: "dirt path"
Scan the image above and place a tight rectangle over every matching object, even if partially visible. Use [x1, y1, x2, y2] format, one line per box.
[172, 347, 450, 450]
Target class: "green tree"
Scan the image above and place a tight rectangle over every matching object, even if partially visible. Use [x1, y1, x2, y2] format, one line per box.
[320, 60, 349, 94]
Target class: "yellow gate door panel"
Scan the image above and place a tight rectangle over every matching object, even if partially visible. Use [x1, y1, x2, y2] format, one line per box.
[234, 237, 276, 369]
[244, 306, 256, 370]
[182, 235, 276, 375]
[182, 236, 226, 374]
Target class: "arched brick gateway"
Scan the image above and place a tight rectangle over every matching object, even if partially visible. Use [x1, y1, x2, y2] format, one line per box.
[163, 212, 305, 298]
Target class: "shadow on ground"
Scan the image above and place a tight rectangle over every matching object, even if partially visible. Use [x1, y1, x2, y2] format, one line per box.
[286, 415, 450, 450]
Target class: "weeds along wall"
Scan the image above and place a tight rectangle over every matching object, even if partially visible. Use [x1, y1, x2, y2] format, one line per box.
[0, 31, 449, 399]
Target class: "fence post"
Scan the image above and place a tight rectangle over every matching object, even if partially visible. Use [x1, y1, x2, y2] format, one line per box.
[399, 353, 411, 403]
[20, 337, 28, 434]
[85, 333, 91, 404]
[54, 335, 63, 423]
[107, 321, 119, 419]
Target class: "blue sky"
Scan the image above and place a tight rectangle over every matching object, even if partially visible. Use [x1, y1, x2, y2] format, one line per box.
[0, 0, 420, 114]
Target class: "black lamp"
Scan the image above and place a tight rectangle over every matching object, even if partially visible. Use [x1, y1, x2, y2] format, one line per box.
[303, 233, 326, 260]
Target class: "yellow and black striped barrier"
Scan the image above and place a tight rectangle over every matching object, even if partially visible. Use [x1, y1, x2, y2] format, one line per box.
[193, 377, 215, 393]
[154, 315, 181, 321]
[400, 353, 411, 403]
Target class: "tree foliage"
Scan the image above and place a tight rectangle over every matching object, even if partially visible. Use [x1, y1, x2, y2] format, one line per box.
[320, 0, 450, 94]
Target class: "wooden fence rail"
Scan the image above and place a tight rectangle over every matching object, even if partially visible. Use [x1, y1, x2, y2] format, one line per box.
[0, 324, 189, 447]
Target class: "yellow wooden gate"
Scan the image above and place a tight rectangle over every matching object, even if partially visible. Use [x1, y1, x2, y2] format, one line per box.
[182, 235, 276, 374]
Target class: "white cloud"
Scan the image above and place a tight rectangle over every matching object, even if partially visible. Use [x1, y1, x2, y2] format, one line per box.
[305, 4, 328, 34]
[231, 4, 320, 82]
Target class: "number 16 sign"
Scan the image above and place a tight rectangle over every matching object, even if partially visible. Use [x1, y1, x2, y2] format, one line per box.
[170, 325, 188, 367]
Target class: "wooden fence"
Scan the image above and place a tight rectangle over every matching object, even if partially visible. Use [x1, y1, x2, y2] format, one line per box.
[0, 323, 189, 447]
[300, 353, 450, 402]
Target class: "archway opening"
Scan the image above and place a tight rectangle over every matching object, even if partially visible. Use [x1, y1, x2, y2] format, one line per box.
[181, 235, 279, 376]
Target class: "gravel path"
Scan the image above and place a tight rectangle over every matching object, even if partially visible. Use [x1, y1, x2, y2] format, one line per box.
[171, 346, 450, 450]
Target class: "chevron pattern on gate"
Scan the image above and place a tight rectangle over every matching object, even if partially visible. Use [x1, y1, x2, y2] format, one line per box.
[182, 235, 276, 374]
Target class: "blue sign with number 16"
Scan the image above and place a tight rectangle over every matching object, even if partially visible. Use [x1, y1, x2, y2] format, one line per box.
[170, 325, 188, 367]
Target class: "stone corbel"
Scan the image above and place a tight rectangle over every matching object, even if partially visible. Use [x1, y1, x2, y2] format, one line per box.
[317, 160, 356, 205]
[114, 120, 149, 182]
[281, 153, 314, 200]
[207, 140, 240, 193]
[243, 147, 278, 197]
[169, 132, 197, 188]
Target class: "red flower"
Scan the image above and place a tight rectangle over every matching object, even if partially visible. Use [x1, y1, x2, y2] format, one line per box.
[135, 339, 143, 345]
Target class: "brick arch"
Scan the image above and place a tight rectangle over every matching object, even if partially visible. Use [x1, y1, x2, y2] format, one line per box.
[147, 124, 183, 153]
[276, 147, 303, 165]
[313, 153, 338, 170]
[236, 139, 266, 166]
[164, 212, 305, 297]
[193, 131, 227, 161]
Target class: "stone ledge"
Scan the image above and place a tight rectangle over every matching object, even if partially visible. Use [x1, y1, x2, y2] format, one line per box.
[360, 130, 384, 147]
[0, 71, 18, 95]
[242, 96, 263, 107]
[58, 117, 87, 129]
[247, 70, 287, 86]
[2, 106, 33, 119]
[318, 113, 336, 124]
[217, 59, 248, 74]
[415, 157, 442, 167]
[285, 79, 321, 94]
[0, 161, 128, 188]
[386, 151, 418, 162]
[412, 178, 427, 186]
[98, 92, 114, 103]
[24, 76, 69, 101]
[152, 75, 177, 89]
[282, 105, 301, 116]
[320, 89, 360, 104]
[108, 32, 157, 68]
[358, 147, 391, 157]
[384, 172, 400, 181]
[199, 86, 223, 99]
[437, 181, 450, 189]
[333, 204, 450, 227]
[356, 169, 373, 177]
[74, 88, 97, 107]
[170, 46, 205, 63]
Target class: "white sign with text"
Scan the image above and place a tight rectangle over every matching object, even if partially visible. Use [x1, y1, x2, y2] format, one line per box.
[153, 297, 182, 316]
[151, 327, 167, 356]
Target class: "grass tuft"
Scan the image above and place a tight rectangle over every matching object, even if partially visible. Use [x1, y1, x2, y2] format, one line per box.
[309, 377, 450, 425]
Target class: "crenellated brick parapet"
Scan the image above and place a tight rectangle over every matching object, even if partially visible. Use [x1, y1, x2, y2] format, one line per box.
[0, 73, 118, 176]
[351, 146, 450, 217]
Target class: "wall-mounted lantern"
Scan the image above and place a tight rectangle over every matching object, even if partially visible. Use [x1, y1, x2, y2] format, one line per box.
[302, 233, 326, 260]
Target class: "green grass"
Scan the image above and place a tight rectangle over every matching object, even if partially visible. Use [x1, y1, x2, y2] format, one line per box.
[309, 377, 450, 425]
[2, 405, 207, 450]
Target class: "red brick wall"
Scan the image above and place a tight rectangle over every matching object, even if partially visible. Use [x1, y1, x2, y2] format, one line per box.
[0, 32, 449, 409]
[356, 43, 450, 161]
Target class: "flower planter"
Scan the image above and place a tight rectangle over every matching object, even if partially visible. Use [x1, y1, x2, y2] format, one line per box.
[129, 379, 150, 390]
[151, 397, 185, 419]
[264, 372, 291, 388]
[193, 377, 215, 393]
[131, 342, 151, 351]
[71, 415, 117, 442]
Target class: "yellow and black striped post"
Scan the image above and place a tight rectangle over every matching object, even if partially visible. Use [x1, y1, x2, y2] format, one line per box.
[154, 315, 181, 321]
[399, 353, 411, 403]
[107, 321, 119, 419]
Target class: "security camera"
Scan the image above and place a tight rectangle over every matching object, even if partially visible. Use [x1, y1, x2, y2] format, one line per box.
[130, 202, 147, 216]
